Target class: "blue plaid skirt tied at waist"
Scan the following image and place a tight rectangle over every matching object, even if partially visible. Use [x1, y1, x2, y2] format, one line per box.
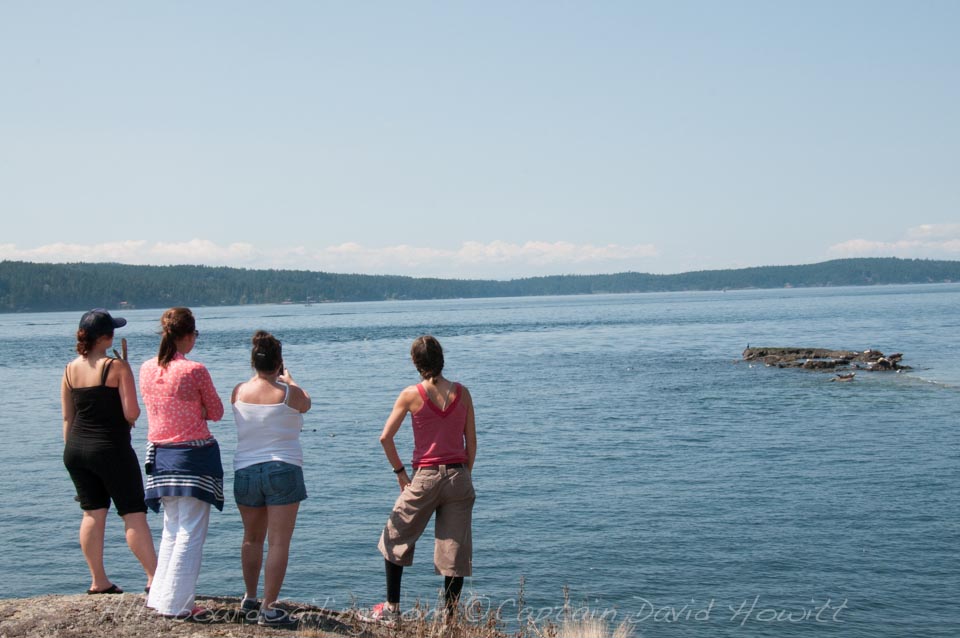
[144, 438, 224, 512]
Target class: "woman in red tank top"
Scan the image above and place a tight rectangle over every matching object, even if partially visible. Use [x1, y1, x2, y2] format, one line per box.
[362, 335, 477, 626]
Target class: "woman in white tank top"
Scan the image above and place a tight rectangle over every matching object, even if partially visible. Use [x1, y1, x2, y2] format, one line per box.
[230, 330, 311, 626]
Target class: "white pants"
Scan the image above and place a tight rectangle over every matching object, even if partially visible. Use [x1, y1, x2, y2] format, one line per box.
[147, 496, 211, 616]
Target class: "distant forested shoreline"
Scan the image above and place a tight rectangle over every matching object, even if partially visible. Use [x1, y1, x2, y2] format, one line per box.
[0, 257, 957, 313]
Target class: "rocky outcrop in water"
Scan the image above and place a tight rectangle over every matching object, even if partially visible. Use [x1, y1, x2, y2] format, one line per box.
[742, 347, 910, 372]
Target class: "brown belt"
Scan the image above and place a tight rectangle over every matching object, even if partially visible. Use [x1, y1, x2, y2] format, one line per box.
[414, 463, 465, 471]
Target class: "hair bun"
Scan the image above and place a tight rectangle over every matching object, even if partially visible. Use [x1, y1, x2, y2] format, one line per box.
[250, 330, 282, 372]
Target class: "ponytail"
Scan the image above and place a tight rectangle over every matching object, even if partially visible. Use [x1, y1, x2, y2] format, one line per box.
[157, 307, 196, 367]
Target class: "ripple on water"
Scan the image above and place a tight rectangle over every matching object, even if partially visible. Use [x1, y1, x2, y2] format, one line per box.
[0, 289, 958, 637]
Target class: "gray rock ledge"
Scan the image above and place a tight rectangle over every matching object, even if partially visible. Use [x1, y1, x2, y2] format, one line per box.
[0, 594, 355, 638]
[742, 347, 910, 372]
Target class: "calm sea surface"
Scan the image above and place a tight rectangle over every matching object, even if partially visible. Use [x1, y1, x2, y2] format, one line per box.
[1, 285, 957, 636]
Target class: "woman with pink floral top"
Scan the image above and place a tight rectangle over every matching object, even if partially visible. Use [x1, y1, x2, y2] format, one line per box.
[139, 307, 224, 619]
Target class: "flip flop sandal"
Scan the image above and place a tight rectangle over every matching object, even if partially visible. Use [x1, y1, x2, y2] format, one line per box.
[87, 584, 123, 595]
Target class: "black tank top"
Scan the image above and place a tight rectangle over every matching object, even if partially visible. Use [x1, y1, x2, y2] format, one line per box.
[66, 360, 131, 448]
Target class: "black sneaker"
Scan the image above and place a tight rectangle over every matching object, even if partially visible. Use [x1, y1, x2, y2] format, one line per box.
[258, 607, 296, 627]
[240, 597, 260, 622]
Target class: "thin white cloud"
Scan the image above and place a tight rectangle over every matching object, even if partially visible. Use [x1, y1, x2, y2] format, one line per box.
[828, 224, 960, 258]
[456, 240, 655, 265]
[905, 223, 960, 240]
[296, 241, 658, 276]
[0, 239, 659, 278]
[149, 240, 258, 262]
[0, 240, 260, 265]
[6, 240, 151, 262]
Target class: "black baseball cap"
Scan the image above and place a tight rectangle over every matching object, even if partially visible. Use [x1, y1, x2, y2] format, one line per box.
[79, 308, 127, 338]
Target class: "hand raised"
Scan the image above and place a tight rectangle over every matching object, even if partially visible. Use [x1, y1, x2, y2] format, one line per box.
[112, 337, 128, 361]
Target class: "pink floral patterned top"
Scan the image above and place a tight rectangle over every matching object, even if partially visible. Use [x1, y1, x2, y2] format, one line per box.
[140, 352, 224, 444]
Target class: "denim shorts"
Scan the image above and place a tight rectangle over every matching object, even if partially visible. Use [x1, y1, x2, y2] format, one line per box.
[234, 461, 307, 507]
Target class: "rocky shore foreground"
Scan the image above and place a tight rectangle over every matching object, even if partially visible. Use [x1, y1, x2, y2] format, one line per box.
[0, 593, 535, 638]
[0, 594, 354, 638]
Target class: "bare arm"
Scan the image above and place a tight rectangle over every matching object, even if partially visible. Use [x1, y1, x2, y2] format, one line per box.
[462, 386, 477, 471]
[61, 373, 75, 443]
[279, 368, 312, 413]
[115, 360, 141, 425]
[379, 386, 417, 490]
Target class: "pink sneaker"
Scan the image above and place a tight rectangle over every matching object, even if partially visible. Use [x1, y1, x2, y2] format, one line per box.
[358, 602, 400, 626]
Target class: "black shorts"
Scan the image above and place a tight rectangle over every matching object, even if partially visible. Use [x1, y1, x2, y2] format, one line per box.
[63, 441, 148, 516]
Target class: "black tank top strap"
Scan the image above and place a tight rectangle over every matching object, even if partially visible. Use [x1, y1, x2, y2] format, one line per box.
[64, 364, 74, 389]
[100, 359, 114, 385]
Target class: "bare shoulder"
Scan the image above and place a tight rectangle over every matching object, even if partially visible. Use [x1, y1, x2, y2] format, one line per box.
[288, 384, 310, 409]
[397, 384, 421, 406]
[62, 357, 79, 384]
[290, 383, 308, 398]
[458, 383, 473, 405]
[231, 382, 244, 403]
[111, 358, 134, 379]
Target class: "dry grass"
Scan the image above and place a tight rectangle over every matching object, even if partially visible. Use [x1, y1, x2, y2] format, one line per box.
[529, 617, 635, 638]
[335, 581, 633, 638]
[0, 585, 632, 638]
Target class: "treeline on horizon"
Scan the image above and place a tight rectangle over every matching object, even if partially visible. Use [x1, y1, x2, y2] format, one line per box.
[0, 257, 957, 313]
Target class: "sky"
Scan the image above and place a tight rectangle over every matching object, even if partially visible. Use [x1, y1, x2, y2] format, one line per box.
[1, 2, 958, 279]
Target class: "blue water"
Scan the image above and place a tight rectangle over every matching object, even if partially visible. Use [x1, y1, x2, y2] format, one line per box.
[1, 285, 958, 636]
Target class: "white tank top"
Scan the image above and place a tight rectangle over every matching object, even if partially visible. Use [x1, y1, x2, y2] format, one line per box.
[232, 383, 304, 471]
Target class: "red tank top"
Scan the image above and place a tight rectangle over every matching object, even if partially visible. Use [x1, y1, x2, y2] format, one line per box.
[411, 383, 469, 467]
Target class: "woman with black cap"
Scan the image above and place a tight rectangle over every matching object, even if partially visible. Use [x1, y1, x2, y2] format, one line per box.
[61, 308, 157, 595]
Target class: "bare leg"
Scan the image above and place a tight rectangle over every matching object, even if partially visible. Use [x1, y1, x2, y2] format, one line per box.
[79, 509, 111, 591]
[238, 505, 268, 600]
[122, 512, 157, 589]
[262, 502, 300, 609]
